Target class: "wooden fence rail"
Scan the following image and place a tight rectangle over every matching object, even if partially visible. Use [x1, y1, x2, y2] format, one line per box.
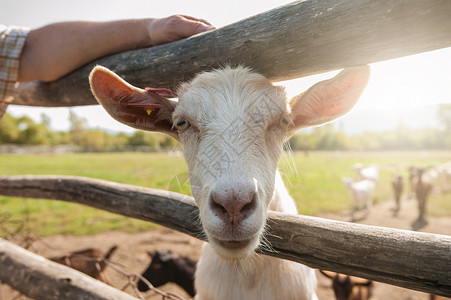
[11, 0, 451, 107]
[1, 175, 450, 297]
[0, 238, 139, 300]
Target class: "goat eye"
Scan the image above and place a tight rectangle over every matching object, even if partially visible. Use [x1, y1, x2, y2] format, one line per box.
[279, 117, 291, 128]
[175, 119, 191, 130]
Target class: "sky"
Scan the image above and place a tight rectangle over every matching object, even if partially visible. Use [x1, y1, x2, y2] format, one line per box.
[1, 0, 450, 134]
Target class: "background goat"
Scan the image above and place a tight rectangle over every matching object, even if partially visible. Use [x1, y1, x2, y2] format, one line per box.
[391, 173, 403, 215]
[50, 245, 117, 284]
[320, 270, 373, 300]
[408, 166, 419, 200]
[137, 249, 196, 297]
[413, 167, 435, 222]
[342, 177, 375, 221]
[90, 65, 370, 300]
[353, 164, 379, 183]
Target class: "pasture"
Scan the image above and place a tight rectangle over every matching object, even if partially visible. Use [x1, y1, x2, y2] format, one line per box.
[1, 150, 450, 237]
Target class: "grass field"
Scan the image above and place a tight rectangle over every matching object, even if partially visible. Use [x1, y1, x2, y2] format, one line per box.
[1, 150, 450, 237]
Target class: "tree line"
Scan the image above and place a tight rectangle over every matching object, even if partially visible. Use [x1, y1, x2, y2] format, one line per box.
[290, 103, 451, 151]
[0, 111, 177, 151]
[289, 122, 450, 151]
[1, 104, 450, 151]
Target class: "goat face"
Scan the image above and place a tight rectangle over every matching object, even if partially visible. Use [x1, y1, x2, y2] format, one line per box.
[172, 68, 292, 258]
[89, 65, 370, 259]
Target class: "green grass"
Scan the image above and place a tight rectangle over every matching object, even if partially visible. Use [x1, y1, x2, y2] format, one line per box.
[0, 152, 188, 236]
[1, 151, 451, 237]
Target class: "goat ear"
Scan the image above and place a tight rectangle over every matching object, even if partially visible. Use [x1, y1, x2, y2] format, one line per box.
[89, 66, 179, 140]
[289, 66, 370, 131]
[320, 270, 337, 280]
[353, 277, 373, 286]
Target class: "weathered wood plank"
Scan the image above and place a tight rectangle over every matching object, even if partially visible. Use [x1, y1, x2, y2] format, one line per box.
[0, 238, 139, 300]
[12, 0, 451, 107]
[0, 175, 450, 297]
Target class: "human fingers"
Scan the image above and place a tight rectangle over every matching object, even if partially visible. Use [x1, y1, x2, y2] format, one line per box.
[179, 15, 214, 27]
[148, 15, 215, 45]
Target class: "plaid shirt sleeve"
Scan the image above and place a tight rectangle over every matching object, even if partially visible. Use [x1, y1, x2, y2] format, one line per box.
[0, 25, 29, 120]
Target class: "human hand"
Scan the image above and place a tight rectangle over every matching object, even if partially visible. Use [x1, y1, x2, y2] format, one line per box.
[147, 15, 215, 46]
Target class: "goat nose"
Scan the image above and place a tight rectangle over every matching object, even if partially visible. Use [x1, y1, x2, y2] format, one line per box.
[209, 182, 257, 225]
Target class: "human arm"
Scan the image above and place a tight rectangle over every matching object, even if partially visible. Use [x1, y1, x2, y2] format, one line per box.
[17, 15, 214, 82]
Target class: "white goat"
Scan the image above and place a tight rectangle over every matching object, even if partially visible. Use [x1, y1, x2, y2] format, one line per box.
[89, 65, 370, 300]
[353, 163, 379, 183]
[342, 177, 375, 221]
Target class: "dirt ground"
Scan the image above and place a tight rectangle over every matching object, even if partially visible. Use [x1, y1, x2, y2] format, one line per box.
[2, 195, 450, 300]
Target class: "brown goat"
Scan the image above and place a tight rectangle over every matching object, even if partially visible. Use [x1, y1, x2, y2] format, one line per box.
[391, 173, 403, 214]
[320, 270, 373, 300]
[408, 166, 419, 200]
[50, 245, 118, 284]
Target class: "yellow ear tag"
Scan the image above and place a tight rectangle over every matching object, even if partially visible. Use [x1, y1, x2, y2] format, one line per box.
[146, 110, 152, 115]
